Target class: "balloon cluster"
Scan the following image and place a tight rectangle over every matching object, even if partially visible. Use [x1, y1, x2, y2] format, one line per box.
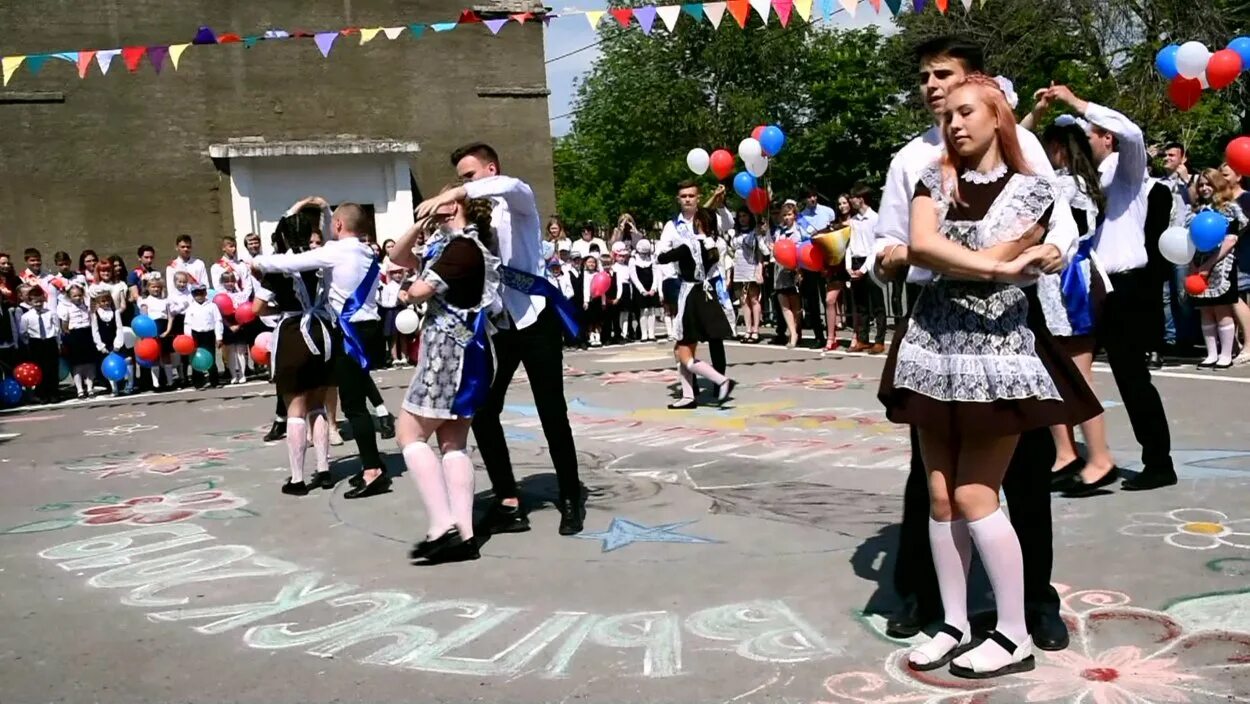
[1227, 136, 1250, 178]
[1156, 37, 1250, 111]
[1157, 209, 1233, 287]
[686, 124, 786, 214]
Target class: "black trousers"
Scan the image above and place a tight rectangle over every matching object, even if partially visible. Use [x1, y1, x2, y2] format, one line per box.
[472, 306, 580, 504]
[850, 259, 886, 345]
[799, 273, 826, 338]
[709, 339, 727, 376]
[1098, 268, 1173, 473]
[25, 338, 60, 400]
[190, 331, 220, 387]
[333, 320, 384, 471]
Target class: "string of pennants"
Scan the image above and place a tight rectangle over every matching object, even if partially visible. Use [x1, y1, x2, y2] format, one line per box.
[1, 0, 987, 87]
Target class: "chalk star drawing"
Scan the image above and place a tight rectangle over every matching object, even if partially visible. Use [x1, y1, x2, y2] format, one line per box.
[83, 423, 158, 437]
[574, 517, 720, 552]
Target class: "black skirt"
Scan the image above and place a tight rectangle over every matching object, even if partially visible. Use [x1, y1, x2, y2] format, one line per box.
[1192, 261, 1239, 306]
[64, 327, 96, 366]
[678, 284, 734, 344]
[272, 316, 337, 397]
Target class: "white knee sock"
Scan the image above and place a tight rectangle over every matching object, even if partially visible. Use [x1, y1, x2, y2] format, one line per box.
[285, 418, 308, 484]
[967, 508, 1028, 646]
[307, 409, 330, 476]
[441, 450, 476, 539]
[1202, 320, 1218, 363]
[677, 364, 695, 401]
[910, 518, 972, 665]
[1218, 322, 1236, 364]
[150, 367, 161, 387]
[664, 314, 674, 338]
[403, 443, 454, 538]
[72, 372, 85, 395]
[619, 310, 629, 335]
[645, 309, 656, 339]
[684, 358, 727, 386]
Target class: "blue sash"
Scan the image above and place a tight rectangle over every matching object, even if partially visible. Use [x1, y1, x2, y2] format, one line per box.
[450, 310, 492, 417]
[1060, 238, 1095, 336]
[338, 256, 381, 369]
[499, 265, 581, 338]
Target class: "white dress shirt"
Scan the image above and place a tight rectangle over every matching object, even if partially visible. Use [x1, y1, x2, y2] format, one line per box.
[140, 295, 169, 321]
[21, 269, 60, 312]
[462, 175, 545, 329]
[847, 207, 880, 272]
[1084, 103, 1149, 274]
[872, 124, 1078, 284]
[20, 307, 60, 341]
[658, 214, 696, 281]
[184, 298, 224, 337]
[210, 257, 253, 294]
[58, 301, 92, 330]
[166, 256, 209, 291]
[91, 309, 124, 351]
[250, 235, 380, 322]
[570, 237, 609, 258]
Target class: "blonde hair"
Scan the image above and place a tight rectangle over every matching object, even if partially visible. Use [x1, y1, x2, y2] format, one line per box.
[1201, 168, 1236, 209]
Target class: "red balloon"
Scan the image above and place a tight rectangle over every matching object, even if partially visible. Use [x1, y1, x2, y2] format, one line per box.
[1207, 49, 1244, 90]
[746, 187, 770, 215]
[799, 242, 825, 271]
[751, 125, 767, 141]
[213, 293, 235, 316]
[590, 271, 612, 298]
[14, 362, 42, 389]
[773, 238, 798, 270]
[1227, 136, 1250, 177]
[250, 343, 270, 366]
[233, 301, 257, 325]
[135, 338, 161, 363]
[1168, 76, 1202, 111]
[1184, 273, 1208, 296]
[709, 149, 735, 181]
[172, 334, 196, 356]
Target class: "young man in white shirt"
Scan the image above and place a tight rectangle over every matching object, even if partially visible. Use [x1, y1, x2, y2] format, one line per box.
[871, 36, 1075, 653]
[166, 235, 209, 291]
[415, 142, 583, 536]
[210, 236, 252, 294]
[1030, 85, 1176, 492]
[847, 183, 885, 353]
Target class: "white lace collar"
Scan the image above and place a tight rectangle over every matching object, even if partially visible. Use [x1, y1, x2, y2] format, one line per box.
[960, 163, 1008, 185]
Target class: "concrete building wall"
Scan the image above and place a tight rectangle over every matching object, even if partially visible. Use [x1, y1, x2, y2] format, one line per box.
[0, 0, 552, 262]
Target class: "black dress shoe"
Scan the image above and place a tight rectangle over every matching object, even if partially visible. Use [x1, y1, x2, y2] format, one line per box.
[1148, 352, 1163, 370]
[1063, 466, 1120, 497]
[1050, 458, 1086, 492]
[1121, 469, 1179, 491]
[716, 379, 736, 405]
[886, 596, 939, 639]
[1028, 609, 1070, 651]
[410, 527, 464, 561]
[281, 479, 310, 496]
[557, 503, 584, 536]
[480, 502, 531, 534]
[667, 398, 697, 410]
[343, 474, 392, 499]
[425, 534, 481, 564]
[348, 472, 365, 489]
[377, 413, 396, 439]
[311, 471, 335, 490]
[263, 420, 287, 442]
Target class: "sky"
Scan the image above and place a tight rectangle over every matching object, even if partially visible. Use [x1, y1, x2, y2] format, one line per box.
[544, 1, 898, 137]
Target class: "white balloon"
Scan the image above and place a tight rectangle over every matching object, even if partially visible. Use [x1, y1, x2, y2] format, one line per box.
[121, 327, 136, 349]
[1198, 72, 1210, 89]
[686, 148, 710, 176]
[1175, 41, 1211, 79]
[738, 138, 763, 163]
[1159, 226, 1196, 265]
[394, 308, 421, 335]
[745, 155, 769, 177]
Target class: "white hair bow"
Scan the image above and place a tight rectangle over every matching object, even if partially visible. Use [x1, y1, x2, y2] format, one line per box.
[993, 76, 1019, 110]
[1055, 114, 1092, 133]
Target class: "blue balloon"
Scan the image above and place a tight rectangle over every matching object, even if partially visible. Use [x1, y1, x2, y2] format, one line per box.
[732, 171, 757, 199]
[101, 353, 129, 382]
[1155, 44, 1181, 80]
[0, 377, 22, 406]
[759, 125, 786, 157]
[1230, 37, 1250, 68]
[1191, 211, 1230, 252]
[132, 314, 158, 339]
[206, 288, 218, 299]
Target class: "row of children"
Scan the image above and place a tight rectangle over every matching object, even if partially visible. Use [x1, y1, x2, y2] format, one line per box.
[544, 240, 664, 347]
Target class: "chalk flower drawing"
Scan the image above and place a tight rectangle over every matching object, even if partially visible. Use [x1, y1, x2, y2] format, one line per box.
[756, 373, 873, 392]
[599, 369, 679, 386]
[60, 448, 240, 479]
[1121, 508, 1250, 551]
[76, 490, 247, 526]
[83, 423, 159, 437]
[821, 586, 1250, 703]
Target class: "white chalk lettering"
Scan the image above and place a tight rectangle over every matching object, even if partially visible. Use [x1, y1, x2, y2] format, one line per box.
[124, 554, 299, 608]
[399, 607, 583, 676]
[147, 572, 354, 634]
[40, 524, 214, 570]
[685, 600, 840, 662]
[587, 611, 682, 678]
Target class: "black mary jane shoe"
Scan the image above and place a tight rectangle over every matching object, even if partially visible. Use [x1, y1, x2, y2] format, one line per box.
[667, 398, 698, 410]
[310, 471, 335, 490]
[949, 630, 1035, 680]
[1063, 466, 1121, 498]
[348, 472, 365, 489]
[1121, 469, 1179, 492]
[425, 535, 481, 564]
[908, 624, 974, 672]
[281, 479, 311, 496]
[343, 474, 392, 499]
[1214, 360, 1234, 370]
[410, 527, 464, 561]
[1049, 458, 1086, 492]
[716, 379, 737, 405]
[263, 420, 287, 443]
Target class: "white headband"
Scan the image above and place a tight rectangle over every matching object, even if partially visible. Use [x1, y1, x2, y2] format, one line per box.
[993, 76, 1019, 110]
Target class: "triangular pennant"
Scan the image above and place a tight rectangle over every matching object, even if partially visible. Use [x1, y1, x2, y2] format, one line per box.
[774, 0, 793, 25]
[727, 0, 750, 27]
[51, 52, 77, 63]
[24, 54, 49, 75]
[382, 26, 405, 39]
[750, 0, 772, 23]
[884, 0, 902, 14]
[96, 49, 120, 75]
[839, 0, 858, 16]
[610, 8, 633, 26]
[794, 0, 813, 20]
[242, 35, 260, 48]
[585, 10, 605, 28]
[121, 46, 146, 73]
[483, 18, 509, 34]
[76, 50, 96, 78]
[509, 12, 533, 23]
[430, 22, 458, 32]
[935, 0, 949, 11]
[635, 6, 658, 33]
[1, 56, 24, 86]
[168, 44, 189, 70]
[705, 2, 727, 28]
[192, 26, 217, 45]
[359, 27, 382, 44]
[868, 0, 883, 11]
[458, 10, 482, 24]
[542, 13, 559, 26]
[408, 24, 428, 37]
[656, 4, 682, 30]
[263, 29, 291, 39]
[682, 4, 704, 21]
[339, 28, 358, 36]
[148, 46, 169, 74]
[913, 0, 925, 11]
[314, 32, 338, 57]
[290, 30, 315, 38]
[216, 33, 242, 44]
[960, 0, 972, 8]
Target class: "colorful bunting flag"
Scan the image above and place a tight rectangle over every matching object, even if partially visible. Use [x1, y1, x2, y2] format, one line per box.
[1, 56, 24, 86]
[242, 36, 260, 48]
[840, 0, 858, 15]
[430, 22, 457, 32]
[585, 10, 605, 28]
[936, 0, 949, 11]
[217, 33, 243, 44]
[867, 0, 883, 12]
[885, 0, 902, 14]
[339, 28, 358, 36]
[148, 46, 169, 74]
[359, 27, 382, 44]
[458, 10, 482, 24]
[656, 4, 682, 30]
[96, 49, 120, 75]
[510, 12, 533, 23]
[314, 31, 338, 57]
[382, 26, 405, 39]
[774, 0, 793, 25]
[610, 8, 634, 26]
[913, 0, 925, 11]
[727, 0, 750, 27]
[121, 46, 146, 72]
[24, 54, 49, 75]
[76, 50, 96, 78]
[484, 18, 509, 34]
[51, 52, 77, 63]
[192, 27, 217, 45]
[169, 44, 189, 70]
[961, 0, 973, 8]
[542, 14, 559, 26]
[794, 0, 813, 20]
[408, 24, 428, 37]
[635, 6, 658, 34]
[263, 30, 291, 39]
[705, 1, 727, 28]
[749, 0, 772, 23]
[682, 3, 704, 21]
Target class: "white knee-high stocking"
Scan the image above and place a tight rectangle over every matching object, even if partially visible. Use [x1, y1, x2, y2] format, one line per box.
[285, 417, 308, 484]
[1202, 319, 1218, 363]
[910, 518, 972, 666]
[441, 450, 476, 539]
[957, 508, 1029, 670]
[403, 443, 454, 538]
[684, 358, 727, 386]
[1218, 321, 1236, 364]
[307, 409, 330, 477]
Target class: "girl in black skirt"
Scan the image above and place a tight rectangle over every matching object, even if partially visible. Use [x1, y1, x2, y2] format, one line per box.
[1191, 168, 1247, 369]
[610, 242, 635, 342]
[89, 285, 126, 396]
[630, 239, 661, 341]
[59, 283, 97, 399]
[655, 207, 736, 409]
